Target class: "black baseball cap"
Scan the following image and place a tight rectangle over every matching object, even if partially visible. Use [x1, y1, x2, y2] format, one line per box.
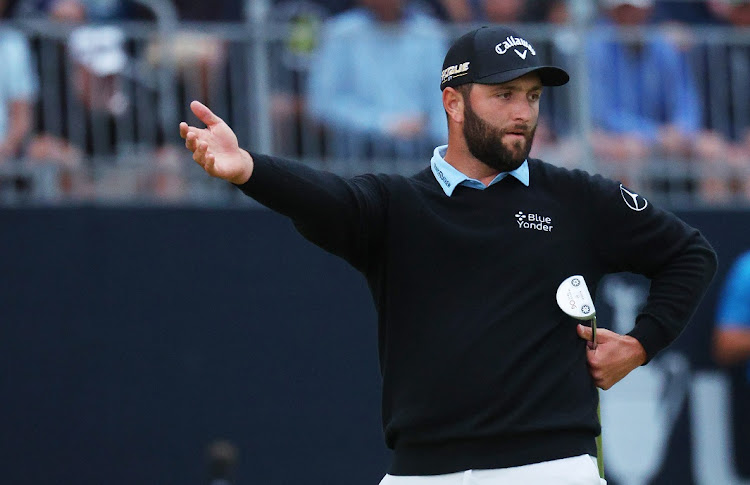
[441, 26, 570, 90]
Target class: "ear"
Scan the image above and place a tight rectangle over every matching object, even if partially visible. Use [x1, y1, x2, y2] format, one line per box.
[443, 87, 465, 124]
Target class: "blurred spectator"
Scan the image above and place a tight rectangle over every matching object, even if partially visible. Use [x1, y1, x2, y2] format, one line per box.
[144, 0, 242, 131]
[713, 249, 750, 477]
[269, 0, 453, 159]
[688, 0, 750, 202]
[714, 249, 750, 376]
[267, 0, 333, 158]
[587, 0, 704, 189]
[28, 25, 184, 199]
[29, 25, 134, 164]
[0, 0, 37, 163]
[306, 0, 447, 161]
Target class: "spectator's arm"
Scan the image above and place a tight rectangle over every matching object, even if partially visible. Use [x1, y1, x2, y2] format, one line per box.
[713, 328, 750, 366]
[713, 253, 750, 366]
[0, 100, 33, 160]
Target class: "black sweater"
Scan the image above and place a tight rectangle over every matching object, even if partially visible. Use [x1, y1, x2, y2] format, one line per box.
[238, 154, 717, 475]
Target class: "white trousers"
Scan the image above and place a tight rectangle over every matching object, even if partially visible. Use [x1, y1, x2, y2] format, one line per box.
[380, 454, 606, 485]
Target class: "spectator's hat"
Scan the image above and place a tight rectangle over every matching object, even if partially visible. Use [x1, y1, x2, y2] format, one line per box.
[441, 26, 569, 90]
[68, 26, 127, 77]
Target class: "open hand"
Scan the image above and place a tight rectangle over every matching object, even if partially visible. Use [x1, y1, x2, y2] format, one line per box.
[179, 101, 254, 185]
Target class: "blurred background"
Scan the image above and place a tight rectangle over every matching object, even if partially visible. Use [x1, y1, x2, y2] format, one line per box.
[1, 0, 750, 484]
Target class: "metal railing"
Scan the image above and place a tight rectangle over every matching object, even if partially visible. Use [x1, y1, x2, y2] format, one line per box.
[0, 17, 748, 207]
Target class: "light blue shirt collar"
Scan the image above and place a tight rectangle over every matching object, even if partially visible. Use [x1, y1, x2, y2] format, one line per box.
[430, 145, 530, 197]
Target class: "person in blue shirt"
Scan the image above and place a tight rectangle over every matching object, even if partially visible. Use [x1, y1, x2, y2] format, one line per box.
[306, 0, 448, 160]
[714, 250, 750, 380]
[587, 0, 702, 175]
[713, 249, 750, 478]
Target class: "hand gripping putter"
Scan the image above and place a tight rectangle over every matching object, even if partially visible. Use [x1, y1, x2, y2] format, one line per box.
[556, 275, 604, 479]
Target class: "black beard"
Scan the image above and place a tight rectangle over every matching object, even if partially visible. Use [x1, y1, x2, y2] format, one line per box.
[462, 99, 536, 173]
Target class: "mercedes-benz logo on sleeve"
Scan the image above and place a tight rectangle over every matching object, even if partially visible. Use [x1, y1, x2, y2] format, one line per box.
[620, 184, 648, 211]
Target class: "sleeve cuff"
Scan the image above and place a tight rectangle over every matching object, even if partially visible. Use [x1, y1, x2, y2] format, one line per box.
[626, 315, 673, 365]
[233, 151, 268, 197]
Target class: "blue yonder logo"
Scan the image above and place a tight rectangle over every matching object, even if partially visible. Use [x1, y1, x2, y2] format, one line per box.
[515, 210, 554, 232]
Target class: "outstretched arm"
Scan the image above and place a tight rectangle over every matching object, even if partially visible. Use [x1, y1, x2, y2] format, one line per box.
[178, 101, 388, 271]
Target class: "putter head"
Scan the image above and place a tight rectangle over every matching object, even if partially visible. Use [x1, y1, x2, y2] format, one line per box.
[556, 275, 596, 320]
[556, 275, 598, 348]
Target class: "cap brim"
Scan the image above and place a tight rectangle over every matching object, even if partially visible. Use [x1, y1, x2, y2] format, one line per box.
[475, 66, 569, 87]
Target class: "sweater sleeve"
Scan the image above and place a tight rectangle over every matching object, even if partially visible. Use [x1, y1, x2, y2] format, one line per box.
[585, 175, 718, 362]
[234, 153, 387, 272]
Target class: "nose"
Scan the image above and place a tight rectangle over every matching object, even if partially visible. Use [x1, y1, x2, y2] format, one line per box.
[510, 98, 533, 123]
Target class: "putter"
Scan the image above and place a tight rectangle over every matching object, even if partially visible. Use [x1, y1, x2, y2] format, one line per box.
[556, 275, 597, 349]
[556, 275, 604, 479]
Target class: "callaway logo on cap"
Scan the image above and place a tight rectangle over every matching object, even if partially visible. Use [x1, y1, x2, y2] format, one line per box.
[440, 26, 570, 90]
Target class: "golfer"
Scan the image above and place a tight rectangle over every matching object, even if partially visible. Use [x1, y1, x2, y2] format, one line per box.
[180, 26, 717, 485]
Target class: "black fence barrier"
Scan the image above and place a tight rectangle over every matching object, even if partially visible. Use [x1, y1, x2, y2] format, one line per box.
[1, 207, 748, 485]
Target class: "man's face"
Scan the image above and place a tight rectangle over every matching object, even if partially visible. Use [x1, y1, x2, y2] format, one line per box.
[361, 0, 403, 20]
[728, 4, 750, 26]
[461, 73, 541, 173]
[608, 4, 652, 25]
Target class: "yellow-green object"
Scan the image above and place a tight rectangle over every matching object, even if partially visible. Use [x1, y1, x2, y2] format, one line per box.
[287, 15, 318, 55]
[597, 401, 604, 478]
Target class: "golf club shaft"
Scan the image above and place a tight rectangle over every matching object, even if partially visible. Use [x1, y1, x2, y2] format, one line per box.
[591, 315, 597, 350]
[592, 315, 603, 478]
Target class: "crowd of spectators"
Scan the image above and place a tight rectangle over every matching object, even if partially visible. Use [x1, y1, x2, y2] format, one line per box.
[0, 0, 749, 203]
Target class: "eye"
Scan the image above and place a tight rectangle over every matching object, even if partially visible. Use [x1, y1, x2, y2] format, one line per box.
[497, 92, 512, 99]
[528, 92, 541, 102]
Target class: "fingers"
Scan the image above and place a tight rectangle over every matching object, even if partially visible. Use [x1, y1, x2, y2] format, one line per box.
[193, 141, 209, 168]
[184, 131, 195, 151]
[181, 121, 215, 173]
[205, 152, 215, 174]
[190, 100, 223, 127]
[580, 328, 641, 391]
